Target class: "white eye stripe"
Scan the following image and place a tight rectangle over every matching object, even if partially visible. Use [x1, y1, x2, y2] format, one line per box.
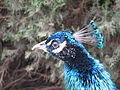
[52, 40, 67, 53]
[47, 40, 53, 46]
[46, 39, 60, 46]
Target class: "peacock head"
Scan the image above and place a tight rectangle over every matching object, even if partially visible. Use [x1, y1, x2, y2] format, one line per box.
[32, 31, 78, 61]
[32, 21, 103, 61]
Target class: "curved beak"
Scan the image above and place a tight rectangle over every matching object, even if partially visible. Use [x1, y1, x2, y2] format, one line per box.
[32, 40, 47, 52]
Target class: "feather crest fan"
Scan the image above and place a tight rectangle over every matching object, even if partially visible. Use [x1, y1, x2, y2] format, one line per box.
[73, 20, 103, 48]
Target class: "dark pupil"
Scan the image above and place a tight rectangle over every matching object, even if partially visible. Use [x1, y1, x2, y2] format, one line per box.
[52, 42, 59, 48]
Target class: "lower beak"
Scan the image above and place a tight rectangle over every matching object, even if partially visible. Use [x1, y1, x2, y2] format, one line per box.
[32, 40, 47, 52]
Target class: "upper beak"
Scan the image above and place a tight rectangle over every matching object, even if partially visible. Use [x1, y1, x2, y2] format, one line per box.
[32, 40, 47, 52]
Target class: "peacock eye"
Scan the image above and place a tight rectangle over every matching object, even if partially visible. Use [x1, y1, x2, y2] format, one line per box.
[52, 41, 59, 48]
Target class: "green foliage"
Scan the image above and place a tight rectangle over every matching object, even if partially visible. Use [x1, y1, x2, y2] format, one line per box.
[3, 0, 66, 43]
[101, 0, 110, 9]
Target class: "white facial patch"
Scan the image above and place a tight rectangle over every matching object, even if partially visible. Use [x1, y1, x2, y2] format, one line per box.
[47, 40, 53, 46]
[52, 40, 67, 53]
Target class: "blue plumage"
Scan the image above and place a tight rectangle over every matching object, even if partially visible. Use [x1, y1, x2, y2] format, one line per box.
[32, 21, 117, 90]
[46, 31, 117, 90]
[90, 20, 104, 48]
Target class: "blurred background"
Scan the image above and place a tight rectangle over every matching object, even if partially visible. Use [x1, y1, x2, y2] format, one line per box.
[0, 0, 120, 90]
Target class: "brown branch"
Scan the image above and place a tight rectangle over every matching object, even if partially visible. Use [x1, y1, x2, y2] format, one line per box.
[3, 72, 27, 89]
[0, 16, 10, 19]
[0, 7, 7, 9]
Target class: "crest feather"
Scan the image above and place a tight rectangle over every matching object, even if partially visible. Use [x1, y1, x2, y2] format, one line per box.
[73, 20, 103, 48]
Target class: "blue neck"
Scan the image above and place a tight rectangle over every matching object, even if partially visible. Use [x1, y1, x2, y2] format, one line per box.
[64, 44, 117, 90]
[64, 44, 96, 74]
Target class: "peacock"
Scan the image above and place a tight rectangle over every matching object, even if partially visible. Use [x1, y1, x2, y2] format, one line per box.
[32, 20, 117, 90]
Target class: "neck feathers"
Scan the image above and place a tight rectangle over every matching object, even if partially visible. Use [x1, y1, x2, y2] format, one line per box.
[64, 44, 117, 90]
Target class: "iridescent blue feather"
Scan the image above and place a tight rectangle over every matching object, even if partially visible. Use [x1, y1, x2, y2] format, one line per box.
[90, 20, 104, 48]
[73, 20, 104, 48]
